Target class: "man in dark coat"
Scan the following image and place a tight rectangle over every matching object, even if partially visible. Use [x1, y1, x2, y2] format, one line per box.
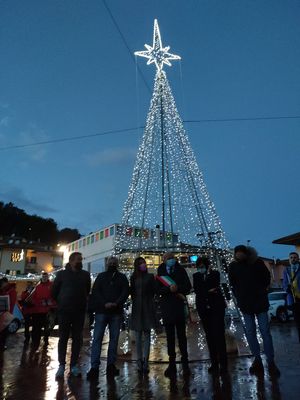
[86, 256, 129, 380]
[52, 252, 91, 380]
[228, 245, 280, 376]
[156, 252, 192, 377]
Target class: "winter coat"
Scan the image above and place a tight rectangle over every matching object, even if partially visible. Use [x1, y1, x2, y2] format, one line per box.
[20, 289, 35, 315]
[156, 262, 192, 325]
[193, 270, 226, 317]
[52, 264, 91, 313]
[0, 283, 17, 313]
[228, 258, 270, 314]
[89, 269, 129, 315]
[130, 273, 156, 331]
[30, 281, 56, 314]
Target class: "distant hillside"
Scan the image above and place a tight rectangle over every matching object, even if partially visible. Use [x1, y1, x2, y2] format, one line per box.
[0, 201, 80, 245]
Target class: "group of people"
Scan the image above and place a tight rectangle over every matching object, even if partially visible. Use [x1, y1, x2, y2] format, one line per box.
[20, 272, 56, 348]
[52, 251, 225, 381]
[2, 246, 300, 383]
[0, 272, 56, 351]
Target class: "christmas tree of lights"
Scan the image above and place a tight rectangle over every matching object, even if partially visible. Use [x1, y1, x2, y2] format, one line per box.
[115, 19, 230, 258]
[114, 21, 248, 355]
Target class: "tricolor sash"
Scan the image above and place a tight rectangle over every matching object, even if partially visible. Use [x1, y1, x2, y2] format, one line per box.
[156, 275, 176, 287]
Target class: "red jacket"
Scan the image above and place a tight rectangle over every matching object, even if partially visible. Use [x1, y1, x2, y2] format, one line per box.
[30, 281, 56, 314]
[0, 283, 17, 313]
[20, 289, 35, 315]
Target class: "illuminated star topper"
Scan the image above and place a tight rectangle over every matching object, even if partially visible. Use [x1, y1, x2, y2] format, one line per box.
[135, 19, 181, 71]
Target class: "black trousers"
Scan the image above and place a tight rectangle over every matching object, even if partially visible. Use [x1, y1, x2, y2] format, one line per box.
[164, 321, 188, 362]
[0, 327, 8, 350]
[199, 308, 227, 367]
[31, 313, 47, 347]
[24, 314, 32, 341]
[57, 311, 85, 367]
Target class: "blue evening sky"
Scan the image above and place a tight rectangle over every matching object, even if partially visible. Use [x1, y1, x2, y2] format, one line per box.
[0, 1, 299, 258]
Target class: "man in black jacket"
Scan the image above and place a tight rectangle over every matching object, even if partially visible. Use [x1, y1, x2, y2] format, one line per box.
[52, 252, 91, 380]
[86, 256, 129, 380]
[157, 252, 192, 378]
[228, 245, 280, 376]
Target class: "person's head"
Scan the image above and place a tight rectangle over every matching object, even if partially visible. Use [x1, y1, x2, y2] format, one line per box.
[134, 257, 147, 274]
[234, 245, 248, 261]
[289, 252, 299, 266]
[196, 256, 210, 274]
[69, 252, 83, 270]
[246, 246, 258, 264]
[41, 271, 49, 283]
[163, 252, 177, 269]
[106, 256, 119, 271]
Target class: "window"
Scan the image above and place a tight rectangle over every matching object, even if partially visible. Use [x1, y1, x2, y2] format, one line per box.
[30, 257, 37, 264]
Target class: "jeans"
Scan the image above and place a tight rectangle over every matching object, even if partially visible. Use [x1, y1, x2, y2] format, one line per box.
[243, 312, 274, 363]
[135, 330, 151, 362]
[165, 322, 188, 362]
[293, 300, 300, 342]
[91, 313, 122, 368]
[57, 311, 85, 367]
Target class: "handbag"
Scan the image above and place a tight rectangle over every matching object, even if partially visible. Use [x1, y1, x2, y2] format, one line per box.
[0, 311, 14, 332]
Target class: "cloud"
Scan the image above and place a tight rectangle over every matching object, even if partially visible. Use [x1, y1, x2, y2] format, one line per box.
[0, 185, 57, 214]
[83, 147, 137, 167]
[0, 116, 10, 127]
[19, 125, 50, 162]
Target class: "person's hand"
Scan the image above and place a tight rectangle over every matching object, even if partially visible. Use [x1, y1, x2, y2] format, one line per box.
[105, 302, 117, 309]
[170, 284, 178, 293]
[208, 288, 217, 293]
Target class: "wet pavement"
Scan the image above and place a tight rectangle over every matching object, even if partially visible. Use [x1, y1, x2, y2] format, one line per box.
[1, 321, 300, 400]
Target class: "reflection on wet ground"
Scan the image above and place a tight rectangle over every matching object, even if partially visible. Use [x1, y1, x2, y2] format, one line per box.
[0, 321, 299, 399]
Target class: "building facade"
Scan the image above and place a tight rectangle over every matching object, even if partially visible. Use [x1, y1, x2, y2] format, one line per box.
[63, 223, 203, 274]
[0, 237, 63, 275]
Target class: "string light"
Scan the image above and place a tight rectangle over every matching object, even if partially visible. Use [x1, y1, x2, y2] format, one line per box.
[114, 19, 247, 353]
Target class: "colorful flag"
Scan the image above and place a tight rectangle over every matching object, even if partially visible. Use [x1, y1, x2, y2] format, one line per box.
[156, 275, 176, 287]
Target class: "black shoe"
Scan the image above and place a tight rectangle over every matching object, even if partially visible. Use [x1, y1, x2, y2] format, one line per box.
[137, 359, 143, 374]
[249, 358, 264, 375]
[182, 362, 191, 377]
[220, 365, 229, 376]
[106, 364, 119, 377]
[164, 363, 177, 378]
[86, 367, 99, 381]
[208, 364, 219, 374]
[268, 361, 280, 377]
[143, 361, 149, 375]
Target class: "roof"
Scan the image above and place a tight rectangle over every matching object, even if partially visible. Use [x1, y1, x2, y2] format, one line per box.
[272, 232, 300, 246]
[0, 237, 61, 255]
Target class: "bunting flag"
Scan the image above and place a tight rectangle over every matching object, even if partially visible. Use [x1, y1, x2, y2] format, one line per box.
[156, 275, 176, 287]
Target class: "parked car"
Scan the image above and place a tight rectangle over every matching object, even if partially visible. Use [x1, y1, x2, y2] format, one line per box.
[7, 303, 24, 334]
[268, 291, 293, 323]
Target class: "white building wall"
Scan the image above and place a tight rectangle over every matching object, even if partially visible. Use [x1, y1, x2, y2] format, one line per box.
[63, 224, 117, 274]
[0, 248, 26, 274]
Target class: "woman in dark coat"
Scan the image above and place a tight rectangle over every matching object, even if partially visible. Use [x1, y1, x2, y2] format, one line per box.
[130, 257, 156, 374]
[193, 256, 227, 375]
[156, 253, 192, 378]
